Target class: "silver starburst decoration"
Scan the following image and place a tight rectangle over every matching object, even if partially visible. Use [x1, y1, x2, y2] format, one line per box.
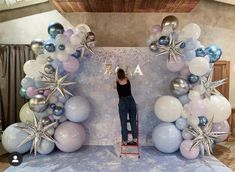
[38, 67, 77, 100]
[157, 33, 184, 62]
[15, 114, 58, 155]
[78, 32, 95, 59]
[200, 68, 226, 98]
[187, 117, 230, 156]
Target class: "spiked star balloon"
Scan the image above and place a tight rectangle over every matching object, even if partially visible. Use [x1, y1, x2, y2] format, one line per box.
[38, 67, 77, 100]
[15, 114, 58, 155]
[78, 32, 95, 59]
[156, 33, 184, 62]
[186, 117, 230, 156]
[200, 68, 226, 98]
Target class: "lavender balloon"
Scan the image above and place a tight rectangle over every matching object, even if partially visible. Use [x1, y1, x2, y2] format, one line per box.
[65, 96, 91, 122]
[180, 140, 199, 159]
[54, 121, 86, 152]
[63, 56, 79, 73]
[212, 120, 230, 142]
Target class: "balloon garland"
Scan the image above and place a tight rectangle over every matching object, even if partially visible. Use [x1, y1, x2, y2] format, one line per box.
[149, 16, 231, 159]
[2, 23, 95, 155]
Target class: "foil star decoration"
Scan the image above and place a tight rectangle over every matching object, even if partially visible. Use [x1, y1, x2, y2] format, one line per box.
[156, 33, 184, 62]
[186, 117, 230, 156]
[38, 67, 77, 101]
[79, 33, 95, 59]
[200, 68, 227, 98]
[15, 114, 58, 155]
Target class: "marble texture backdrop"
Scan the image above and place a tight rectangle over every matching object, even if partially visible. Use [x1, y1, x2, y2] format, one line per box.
[74, 47, 177, 146]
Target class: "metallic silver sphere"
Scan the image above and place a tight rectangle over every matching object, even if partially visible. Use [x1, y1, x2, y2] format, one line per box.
[161, 15, 179, 31]
[170, 77, 189, 96]
[44, 64, 55, 75]
[28, 94, 48, 113]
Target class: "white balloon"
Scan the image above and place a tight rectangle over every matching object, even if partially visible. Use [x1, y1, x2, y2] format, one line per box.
[189, 57, 209, 76]
[182, 129, 194, 140]
[207, 95, 231, 123]
[70, 33, 83, 46]
[23, 60, 44, 78]
[19, 103, 34, 123]
[76, 24, 91, 33]
[55, 34, 67, 45]
[182, 23, 201, 39]
[36, 54, 47, 64]
[57, 51, 69, 62]
[154, 96, 183, 122]
[188, 90, 200, 100]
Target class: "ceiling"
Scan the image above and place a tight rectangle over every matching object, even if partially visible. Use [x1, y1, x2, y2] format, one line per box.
[0, 0, 48, 11]
[51, 0, 200, 13]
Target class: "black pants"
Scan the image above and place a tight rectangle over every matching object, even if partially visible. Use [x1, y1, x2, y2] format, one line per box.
[118, 95, 137, 142]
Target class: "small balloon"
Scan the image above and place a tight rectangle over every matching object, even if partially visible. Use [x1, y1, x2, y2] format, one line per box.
[158, 36, 170, 46]
[198, 116, 208, 126]
[44, 64, 55, 74]
[180, 42, 186, 49]
[20, 87, 27, 98]
[72, 50, 81, 59]
[170, 77, 189, 96]
[53, 106, 65, 116]
[195, 48, 206, 57]
[44, 42, 56, 53]
[188, 74, 199, 84]
[149, 41, 158, 52]
[205, 45, 222, 63]
[161, 15, 179, 30]
[28, 94, 48, 113]
[48, 22, 64, 39]
[58, 44, 65, 51]
[47, 57, 53, 62]
[31, 39, 44, 55]
[86, 32, 95, 42]
[151, 25, 161, 33]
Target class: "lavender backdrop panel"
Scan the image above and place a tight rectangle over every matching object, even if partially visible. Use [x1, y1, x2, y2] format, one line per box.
[74, 47, 177, 145]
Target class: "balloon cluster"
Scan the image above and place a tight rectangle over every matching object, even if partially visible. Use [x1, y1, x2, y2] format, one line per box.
[149, 16, 231, 159]
[2, 23, 95, 155]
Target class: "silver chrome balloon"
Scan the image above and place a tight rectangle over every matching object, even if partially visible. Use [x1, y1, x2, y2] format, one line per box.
[170, 77, 189, 96]
[161, 15, 179, 30]
[44, 64, 55, 75]
[149, 41, 158, 52]
[30, 39, 44, 55]
[28, 95, 48, 113]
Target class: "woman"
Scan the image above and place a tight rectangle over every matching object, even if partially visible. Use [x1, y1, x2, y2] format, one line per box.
[115, 68, 137, 145]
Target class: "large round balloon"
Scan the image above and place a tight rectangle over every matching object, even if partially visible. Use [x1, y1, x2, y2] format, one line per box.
[21, 77, 35, 89]
[188, 98, 210, 117]
[65, 96, 91, 122]
[19, 103, 34, 123]
[161, 15, 178, 30]
[152, 123, 182, 153]
[180, 140, 199, 159]
[30, 39, 44, 55]
[28, 94, 48, 113]
[188, 57, 209, 76]
[170, 77, 189, 96]
[38, 139, 55, 155]
[48, 23, 64, 39]
[154, 96, 183, 122]
[2, 123, 32, 153]
[211, 120, 230, 142]
[54, 121, 86, 152]
[23, 60, 44, 78]
[208, 95, 231, 123]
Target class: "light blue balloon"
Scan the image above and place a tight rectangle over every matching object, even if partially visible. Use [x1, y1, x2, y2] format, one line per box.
[183, 50, 195, 61]
[2, 123, 32, 154]
[38, 139, 55, 155]
[184, 38, 198, 50]
[175, 117, 188, 130]
[152, 123, 183, 153]
[21, 77, 35, 89]
[178, 94, 190, 105]
[65, 96, 91, 122]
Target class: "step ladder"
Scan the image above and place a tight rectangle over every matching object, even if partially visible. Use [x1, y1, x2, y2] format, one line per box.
[120, 105, 140, 158]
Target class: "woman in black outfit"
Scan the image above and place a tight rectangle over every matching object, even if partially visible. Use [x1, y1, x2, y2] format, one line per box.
[116, 68, 137, 145]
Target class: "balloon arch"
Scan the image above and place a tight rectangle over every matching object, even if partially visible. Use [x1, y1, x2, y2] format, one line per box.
[1, 16, 232, 160]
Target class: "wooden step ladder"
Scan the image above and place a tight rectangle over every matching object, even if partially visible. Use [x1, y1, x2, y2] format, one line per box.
[120, 105, 140, 158]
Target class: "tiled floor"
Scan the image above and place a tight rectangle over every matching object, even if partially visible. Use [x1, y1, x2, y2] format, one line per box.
[0, 142, 235, 171]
